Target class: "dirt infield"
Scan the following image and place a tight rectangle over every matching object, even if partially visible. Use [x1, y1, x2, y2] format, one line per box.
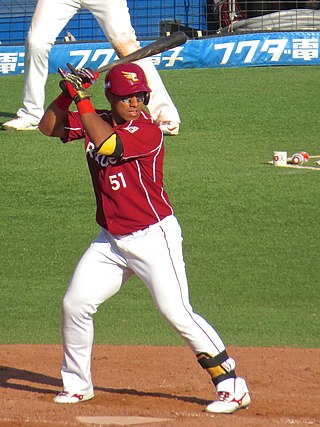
[0, 345, 319, 427]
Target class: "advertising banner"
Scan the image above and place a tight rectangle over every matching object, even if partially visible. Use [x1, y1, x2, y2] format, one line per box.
[0, 32, 319, 76]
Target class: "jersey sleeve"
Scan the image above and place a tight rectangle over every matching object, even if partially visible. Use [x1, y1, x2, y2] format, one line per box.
[61, 111, 85, 143]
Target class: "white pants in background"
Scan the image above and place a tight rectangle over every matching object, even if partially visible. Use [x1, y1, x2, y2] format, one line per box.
[60, 215, 231, 394]
[18, 0, 180, 124]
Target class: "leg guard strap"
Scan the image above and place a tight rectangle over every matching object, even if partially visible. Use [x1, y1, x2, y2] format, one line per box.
[197, 350, 236, 386]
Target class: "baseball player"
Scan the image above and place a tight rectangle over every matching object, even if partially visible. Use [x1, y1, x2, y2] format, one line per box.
[2, 0, 180, 135]
[38, 62, 250, 413]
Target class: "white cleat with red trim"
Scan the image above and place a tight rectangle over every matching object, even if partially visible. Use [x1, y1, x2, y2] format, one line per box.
[53, 390, 94, 404]
[206, 377, 251, 414]
[2, 116, 39, 131]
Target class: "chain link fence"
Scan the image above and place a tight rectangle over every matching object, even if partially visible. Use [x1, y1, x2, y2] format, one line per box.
[1, 0, 320, 45]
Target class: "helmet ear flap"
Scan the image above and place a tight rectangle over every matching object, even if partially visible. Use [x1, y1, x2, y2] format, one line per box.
[144, 92, 150, 105]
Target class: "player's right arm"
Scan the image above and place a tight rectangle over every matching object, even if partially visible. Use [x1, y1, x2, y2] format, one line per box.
[39, 64, 98, 140]
[38, 94, 70, 138]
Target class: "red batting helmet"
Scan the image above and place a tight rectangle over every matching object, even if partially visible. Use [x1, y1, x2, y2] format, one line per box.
[105, 63, 151, 105]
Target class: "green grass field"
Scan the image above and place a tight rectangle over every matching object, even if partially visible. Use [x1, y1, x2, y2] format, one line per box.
[0, 66, 319, 348]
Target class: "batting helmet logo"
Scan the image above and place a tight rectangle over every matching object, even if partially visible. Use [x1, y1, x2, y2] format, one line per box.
[122, 71, 139, 82]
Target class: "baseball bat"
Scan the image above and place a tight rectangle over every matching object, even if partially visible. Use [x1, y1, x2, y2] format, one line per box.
[96, 31, 187, 73]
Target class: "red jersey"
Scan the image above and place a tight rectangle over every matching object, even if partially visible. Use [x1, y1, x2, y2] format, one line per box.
[62, 108, 174, 235]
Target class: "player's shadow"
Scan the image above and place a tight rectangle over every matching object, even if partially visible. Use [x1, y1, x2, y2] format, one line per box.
[0, 365, 208, 406]
[96, 386, 208, 406]
[0, 365, 61, 394]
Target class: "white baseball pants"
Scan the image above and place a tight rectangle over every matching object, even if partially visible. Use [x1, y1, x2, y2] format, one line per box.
[60, 215, 230, 395]
[18, 0, 180, 124]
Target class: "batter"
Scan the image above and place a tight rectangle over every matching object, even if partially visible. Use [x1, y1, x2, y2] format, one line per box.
[38, 62, 250, 413]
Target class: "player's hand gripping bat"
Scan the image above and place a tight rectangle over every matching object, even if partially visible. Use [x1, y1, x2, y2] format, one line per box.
[96, 31, 187, 74]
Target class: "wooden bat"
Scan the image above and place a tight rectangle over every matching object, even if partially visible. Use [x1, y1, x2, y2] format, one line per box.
[96, 31, 187, 73]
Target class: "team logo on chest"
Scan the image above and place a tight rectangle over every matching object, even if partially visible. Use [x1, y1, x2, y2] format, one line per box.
[124, 125, 139, 134]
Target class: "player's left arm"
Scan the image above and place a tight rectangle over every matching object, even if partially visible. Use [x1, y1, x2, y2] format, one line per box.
[79, 113, 123, 158]
[92, 133, 123, 158]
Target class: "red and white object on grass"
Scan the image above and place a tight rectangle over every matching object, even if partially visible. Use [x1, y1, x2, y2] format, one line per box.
[291, 151, 309, 165]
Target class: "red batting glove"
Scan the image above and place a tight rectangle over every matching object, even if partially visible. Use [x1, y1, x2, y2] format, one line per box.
[58, 68, 92, 104]
[67, 63, 99, 88]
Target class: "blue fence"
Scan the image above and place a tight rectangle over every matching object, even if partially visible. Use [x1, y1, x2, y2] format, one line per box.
[0, 0, 207, 45]
[1, 1, 319, 46]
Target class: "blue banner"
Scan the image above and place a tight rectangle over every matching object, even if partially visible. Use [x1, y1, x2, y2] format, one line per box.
[0, 32, 319, 76]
